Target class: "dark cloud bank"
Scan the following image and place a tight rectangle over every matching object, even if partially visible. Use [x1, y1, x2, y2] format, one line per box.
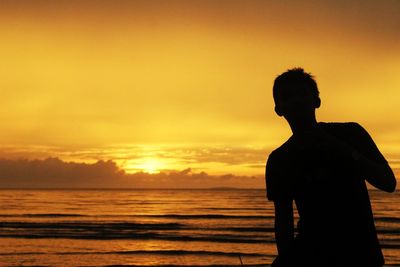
[0, 157, 263, 189]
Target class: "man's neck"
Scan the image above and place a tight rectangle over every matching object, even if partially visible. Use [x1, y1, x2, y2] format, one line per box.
[288, 116, 318, 136]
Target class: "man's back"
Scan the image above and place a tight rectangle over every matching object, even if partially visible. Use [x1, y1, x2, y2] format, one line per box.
[266, 122, 384, 266]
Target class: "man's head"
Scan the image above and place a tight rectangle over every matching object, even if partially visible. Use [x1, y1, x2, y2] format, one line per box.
[273, 68, 320, 118]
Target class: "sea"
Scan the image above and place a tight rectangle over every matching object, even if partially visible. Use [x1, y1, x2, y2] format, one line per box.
[0, 188, 398, 266]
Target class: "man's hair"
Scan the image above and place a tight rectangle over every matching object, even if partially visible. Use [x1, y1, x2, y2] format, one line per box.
[273, 67, 319, 103]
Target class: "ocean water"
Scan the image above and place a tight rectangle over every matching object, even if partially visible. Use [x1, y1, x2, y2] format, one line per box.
[0, 188, 398, 266]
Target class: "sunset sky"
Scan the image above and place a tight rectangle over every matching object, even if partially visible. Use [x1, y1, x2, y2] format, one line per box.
[0, 0, 399, 188]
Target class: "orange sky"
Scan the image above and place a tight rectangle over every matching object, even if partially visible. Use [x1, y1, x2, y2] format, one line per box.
[0, 0, 399, 187]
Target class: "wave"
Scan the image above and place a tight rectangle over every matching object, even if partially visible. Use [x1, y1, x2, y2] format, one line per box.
[0, 222, 274, 243]
[1, 220, 399, 240]
[0, 221, 183, 230]
[0, 221, 275, 231]
[102, 265, 267, 267]
[139, 214, 272, 219]
[0, 232, 273, 243]
[2, 213, 397, 222]
[0, 213, 85, 218]
[67, 250, 266, 257]
[377, 229, 400, 234]
[375, 217, 400, 223]
[0, 213, 274, 219]
[380, 244, 400, 249]
[0, 250, 266, 257]
[199, 207, 267, 211]
[0, 221, 275, 233]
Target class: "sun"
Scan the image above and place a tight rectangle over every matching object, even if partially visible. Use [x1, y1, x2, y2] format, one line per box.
[140, 159, 159, 174]
[133, 158, 164, 174]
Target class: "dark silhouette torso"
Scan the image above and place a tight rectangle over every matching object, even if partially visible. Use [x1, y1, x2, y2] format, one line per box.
[266, 122, 385, 266]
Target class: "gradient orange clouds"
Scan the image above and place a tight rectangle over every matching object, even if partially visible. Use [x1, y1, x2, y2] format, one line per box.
[0, 0, 399, 183]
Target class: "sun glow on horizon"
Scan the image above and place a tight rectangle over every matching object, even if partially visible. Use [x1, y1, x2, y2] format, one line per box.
[124, 158, 166, 174]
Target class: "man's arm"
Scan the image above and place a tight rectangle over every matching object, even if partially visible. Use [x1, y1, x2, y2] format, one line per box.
[274, 199, 295, 259]
[296, 123, 396, 192]
[341, 123, 396, 192]
[315, 130, 396, 192]
[355, 153, 396, 192]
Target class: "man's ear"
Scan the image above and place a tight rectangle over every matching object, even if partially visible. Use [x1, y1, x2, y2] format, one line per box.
[275, 106, 283, 116]
[315, 97, 321, 108]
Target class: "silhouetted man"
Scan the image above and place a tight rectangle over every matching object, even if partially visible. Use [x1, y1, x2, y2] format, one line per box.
[265, 68, 396, 267]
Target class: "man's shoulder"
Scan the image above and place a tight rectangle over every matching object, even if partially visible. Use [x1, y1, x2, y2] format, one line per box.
[268, 122, 365, 161]
[319, 121, 361, 129]
[319, 121, 367, 139]
[268, 137, 294, 162]
[273, 137, 293, 152]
